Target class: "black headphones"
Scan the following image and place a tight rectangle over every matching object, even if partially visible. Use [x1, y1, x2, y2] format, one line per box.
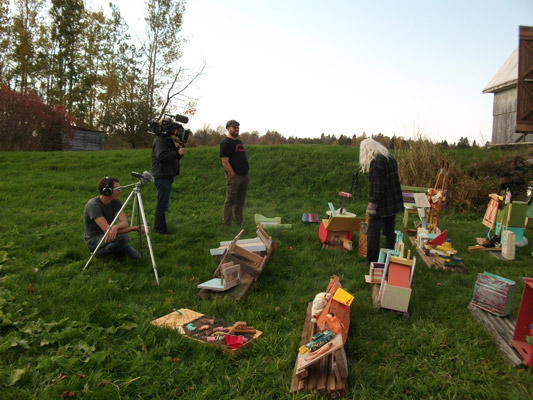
[100, 176, 114, 196]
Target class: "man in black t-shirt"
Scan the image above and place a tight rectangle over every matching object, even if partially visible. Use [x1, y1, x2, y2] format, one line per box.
[83, 176, 144, 259]
[220, 119, 249, 226]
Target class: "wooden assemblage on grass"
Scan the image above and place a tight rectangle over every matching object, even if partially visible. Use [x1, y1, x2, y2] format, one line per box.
[197, 225, 274, 301]
[290, 275, 351, 397]
[151, 308, 262, 357]
[318, 199, 365, 251]
[471, 272, 517, 317]
[409, 228, 469, 273]
[365, 251, 415, 318]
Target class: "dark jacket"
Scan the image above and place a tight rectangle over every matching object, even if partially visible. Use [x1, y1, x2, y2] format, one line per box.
[151, 135, 182, 179]
[368, 154, 404, 218]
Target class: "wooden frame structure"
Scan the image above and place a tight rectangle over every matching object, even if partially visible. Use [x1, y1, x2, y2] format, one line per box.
[197, 226, 274, 301]
[290, 275, 351, 397]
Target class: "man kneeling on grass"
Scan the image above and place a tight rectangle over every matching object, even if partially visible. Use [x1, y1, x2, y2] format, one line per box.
[84, 176, 145, 260]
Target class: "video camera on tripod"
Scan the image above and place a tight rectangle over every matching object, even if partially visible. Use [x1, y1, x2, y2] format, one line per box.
[147, 113, 191, 147]
[83, 170, 160, 284]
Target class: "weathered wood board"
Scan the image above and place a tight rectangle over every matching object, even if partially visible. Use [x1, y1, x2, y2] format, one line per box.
[467, 303, 524, 368]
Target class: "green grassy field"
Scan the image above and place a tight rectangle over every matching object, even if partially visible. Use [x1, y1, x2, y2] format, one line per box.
[0, 145, 532, 399]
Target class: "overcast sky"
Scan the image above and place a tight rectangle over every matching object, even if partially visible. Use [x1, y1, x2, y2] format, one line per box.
[89, 0, 533, 144]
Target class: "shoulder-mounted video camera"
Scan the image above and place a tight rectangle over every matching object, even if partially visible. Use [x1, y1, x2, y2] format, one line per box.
[148, 113, 191, 146]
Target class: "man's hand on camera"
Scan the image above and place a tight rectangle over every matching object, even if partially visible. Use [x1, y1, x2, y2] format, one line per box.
[178, 147, 185, 156]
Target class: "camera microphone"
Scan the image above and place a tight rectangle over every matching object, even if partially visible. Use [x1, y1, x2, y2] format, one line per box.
[131, 171, 154, 184]
[172, 114, 189, 124]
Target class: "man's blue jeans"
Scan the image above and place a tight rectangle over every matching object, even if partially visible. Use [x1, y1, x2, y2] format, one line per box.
[154, 178, 173, 233]
[88, 234, 141, 259]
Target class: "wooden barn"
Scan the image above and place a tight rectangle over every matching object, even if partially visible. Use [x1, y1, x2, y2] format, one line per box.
[483, 26, 533, 145]
[62, 128, 105, 151]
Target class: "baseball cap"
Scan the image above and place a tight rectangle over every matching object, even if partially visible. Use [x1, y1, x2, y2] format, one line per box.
[226, 120, 240, 128]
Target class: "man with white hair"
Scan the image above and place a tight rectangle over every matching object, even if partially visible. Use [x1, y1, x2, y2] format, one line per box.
[359, 138, 404, 264]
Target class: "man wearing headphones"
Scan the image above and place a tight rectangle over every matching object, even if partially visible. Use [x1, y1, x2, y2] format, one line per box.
[83, 176, 144, 259]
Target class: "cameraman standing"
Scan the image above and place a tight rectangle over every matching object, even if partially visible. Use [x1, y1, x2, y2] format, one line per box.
[151, 130, 185, 234]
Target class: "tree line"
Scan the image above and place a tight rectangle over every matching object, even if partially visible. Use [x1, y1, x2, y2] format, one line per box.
[0, 0, 202, 150]
[0, 0, 480, 151]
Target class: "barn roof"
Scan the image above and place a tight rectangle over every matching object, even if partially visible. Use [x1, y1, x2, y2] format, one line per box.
[482, 48, 518, 94]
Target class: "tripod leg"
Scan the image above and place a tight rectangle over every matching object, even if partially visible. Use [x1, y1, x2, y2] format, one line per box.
[131, 195, 138, 226]
[135, 191, 160, 285]
[82, 189, 137, 272]
[133, 198, 143, 258]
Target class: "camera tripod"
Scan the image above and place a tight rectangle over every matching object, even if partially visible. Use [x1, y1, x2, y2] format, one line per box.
[82, 180, 160, 285]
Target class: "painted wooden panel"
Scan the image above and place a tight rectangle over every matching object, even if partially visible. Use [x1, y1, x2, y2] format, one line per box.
[471, 272, 517, 316]
[511, 277, 533, 366]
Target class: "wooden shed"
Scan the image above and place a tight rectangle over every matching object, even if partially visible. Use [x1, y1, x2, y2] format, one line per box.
[483, 26, 533, 145]
[62, 128, 105, 151]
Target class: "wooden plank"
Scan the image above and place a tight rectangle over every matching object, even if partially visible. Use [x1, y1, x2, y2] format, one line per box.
[213, 229, 244, 277]
[233, 245, 264, 266]
[334, 347, 349, 379]
[467, 303, 524, 367]
[413, 192, 431, 208]
[290, 303, 314, 391]
[196, 271, 254, 302]
[151, 308, 204, 329]
[467, 245, 502, 252]
[210, 242, 266, 256]
[369, 282, 380, 309]
[225, 254, 260, 279]
[256, 225, 273, 253]
[219, 237, 261, 246]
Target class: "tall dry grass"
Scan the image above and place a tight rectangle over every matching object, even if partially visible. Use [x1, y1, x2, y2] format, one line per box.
[394, 138, 500, 213]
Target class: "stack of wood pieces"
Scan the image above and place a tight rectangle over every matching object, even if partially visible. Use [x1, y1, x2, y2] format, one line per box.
[197, 225, 274, 301]
[408, 234, 468, 273]
[290, 276, 350, 398]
